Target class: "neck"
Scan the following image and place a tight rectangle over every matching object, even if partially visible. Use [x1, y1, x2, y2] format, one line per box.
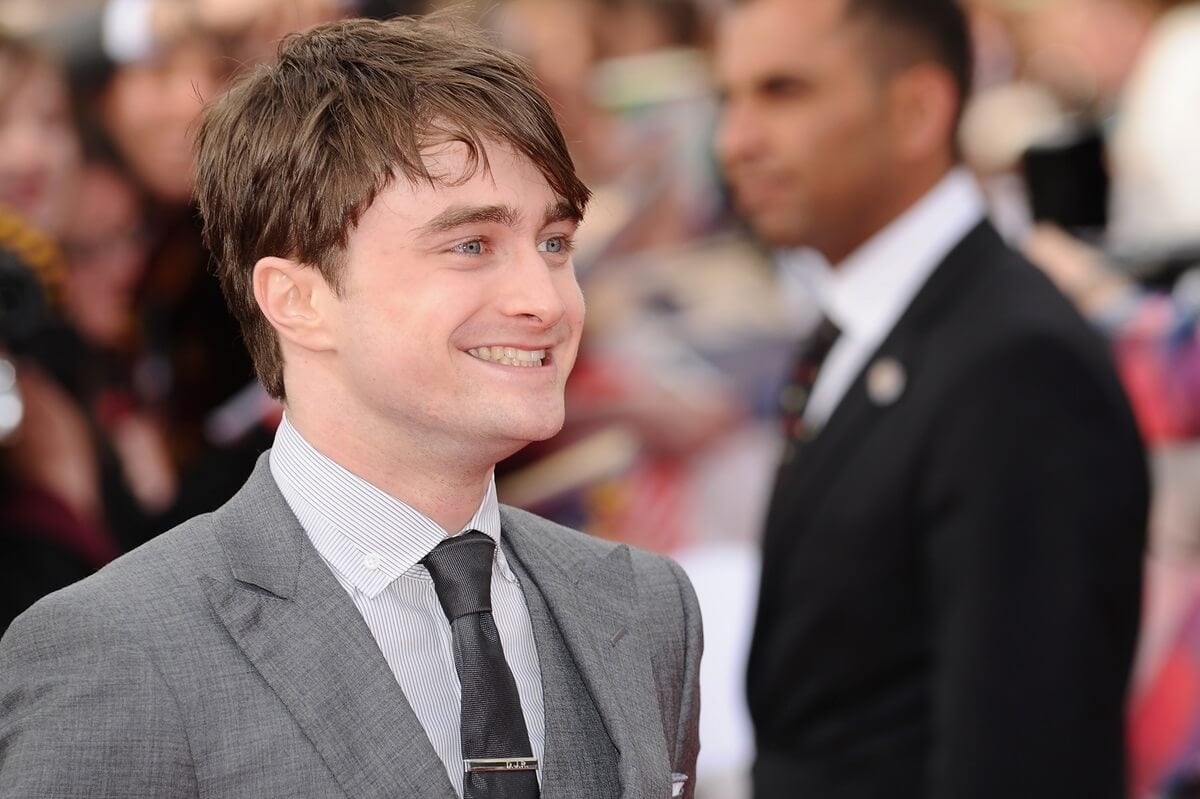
[826, 161, 954, 268]
[284, 403, 501, 535]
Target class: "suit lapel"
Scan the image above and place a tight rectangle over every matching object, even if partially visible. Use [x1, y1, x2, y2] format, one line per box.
[773, 221, 998, 534]
[504, 539, 620, 799]
[501, 509, 669, 798]
[202, 457, 455, 799]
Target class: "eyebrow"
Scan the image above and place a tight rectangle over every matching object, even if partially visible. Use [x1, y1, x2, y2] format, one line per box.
[416, 201, 582, 237]
[417, 204, 519, 236]
[544, 201, 583, 226]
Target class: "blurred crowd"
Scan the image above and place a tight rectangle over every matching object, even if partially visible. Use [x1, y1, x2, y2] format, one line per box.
[0, 0, 1198, 796]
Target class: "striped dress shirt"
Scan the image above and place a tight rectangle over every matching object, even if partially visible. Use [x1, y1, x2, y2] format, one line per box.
[268, 416, 546, 797]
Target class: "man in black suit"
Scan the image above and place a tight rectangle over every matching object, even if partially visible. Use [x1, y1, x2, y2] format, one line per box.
[714, 1, 1149, 797]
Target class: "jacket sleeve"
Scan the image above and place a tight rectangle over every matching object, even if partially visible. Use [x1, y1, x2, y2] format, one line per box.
[655, 556, 702, 799]
[0, 592, 198, 798]
[920, 333, 1147, 799]
[675, 558, 703, 798]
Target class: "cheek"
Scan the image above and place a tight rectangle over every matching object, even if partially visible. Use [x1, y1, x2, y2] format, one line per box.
[352, 287, 457, 363]
[558, 277, 586, 367]
[562, 276, 586, 332]
[816, 106, 884, 181]
[567, 276, 585, 317]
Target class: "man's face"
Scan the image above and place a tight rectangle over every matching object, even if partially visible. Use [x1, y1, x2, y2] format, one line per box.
[715, 0, 898, 262]
[318, 140, 585, 462]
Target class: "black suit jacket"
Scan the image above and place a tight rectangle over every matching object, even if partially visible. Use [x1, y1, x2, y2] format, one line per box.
[748, 221, 1148, 799]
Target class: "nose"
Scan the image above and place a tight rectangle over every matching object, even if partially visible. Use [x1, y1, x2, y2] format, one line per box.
[715, 98, 762, 169]
[498, 245, 569, 328]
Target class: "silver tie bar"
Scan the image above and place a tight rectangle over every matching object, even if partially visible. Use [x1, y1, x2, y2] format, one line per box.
[463, 757, 539, 774]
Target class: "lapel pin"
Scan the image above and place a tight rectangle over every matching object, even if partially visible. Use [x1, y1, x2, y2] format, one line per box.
[866, 357, 906, 406]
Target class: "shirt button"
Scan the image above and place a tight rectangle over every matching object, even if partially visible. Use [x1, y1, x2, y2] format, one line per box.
[363, 553, 381, 571]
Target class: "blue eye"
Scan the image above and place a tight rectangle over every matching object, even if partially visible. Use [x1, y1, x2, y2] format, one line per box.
[538, 236, 570, 254]
[455, 240, 484, 255]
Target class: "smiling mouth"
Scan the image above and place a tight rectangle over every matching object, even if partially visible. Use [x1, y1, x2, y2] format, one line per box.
[467, 346, 548, 367]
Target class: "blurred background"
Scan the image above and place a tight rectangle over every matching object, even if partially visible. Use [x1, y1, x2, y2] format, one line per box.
[0, 0, 1197, 796]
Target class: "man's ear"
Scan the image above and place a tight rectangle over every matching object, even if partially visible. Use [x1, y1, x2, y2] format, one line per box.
[253, 256, 337, 353]
[888, 63, 959, 164]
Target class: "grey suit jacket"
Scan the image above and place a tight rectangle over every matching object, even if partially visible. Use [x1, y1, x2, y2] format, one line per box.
[0, 455, 702, 798]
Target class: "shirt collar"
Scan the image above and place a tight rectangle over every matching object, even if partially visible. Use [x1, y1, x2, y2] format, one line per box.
[806, 167, 986, 343]
[268, 414, 504, 598]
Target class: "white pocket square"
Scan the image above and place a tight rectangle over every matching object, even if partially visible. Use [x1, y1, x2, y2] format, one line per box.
[671, 772, 689, 797]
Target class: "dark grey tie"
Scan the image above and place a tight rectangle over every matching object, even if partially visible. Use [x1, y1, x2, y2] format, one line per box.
[423, 531, 539, 799]
[780, 314, 841, 440]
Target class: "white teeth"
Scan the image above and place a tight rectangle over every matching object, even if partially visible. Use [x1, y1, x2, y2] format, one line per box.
[468, 347, 547, 367]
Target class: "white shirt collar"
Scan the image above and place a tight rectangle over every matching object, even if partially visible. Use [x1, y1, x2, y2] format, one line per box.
[776, 168, 988, 428]
[268, 414, 504, 599]
[807, 166, 987, 342]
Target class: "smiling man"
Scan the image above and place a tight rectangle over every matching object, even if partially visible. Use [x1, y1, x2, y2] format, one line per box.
[0, 17, 701, 799]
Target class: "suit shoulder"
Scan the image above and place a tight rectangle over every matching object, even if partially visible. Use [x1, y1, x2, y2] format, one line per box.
[501, 503, 684, 562]
[921, 230, 1117, 383]
[4, 512, 224, 643]
[500, 503, 615, 551]
[499, 504, 695, 597]
[954, 233, 1099, 343]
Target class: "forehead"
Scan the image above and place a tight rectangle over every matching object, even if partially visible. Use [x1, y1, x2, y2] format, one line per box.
[717, 0, 862, 82]
[425, 140, 548, 195]
[369, 140, 566, 227]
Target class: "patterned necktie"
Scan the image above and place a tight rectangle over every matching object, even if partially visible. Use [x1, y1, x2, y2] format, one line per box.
[423, 531, 540, 799]
[780, 315, 842, 442]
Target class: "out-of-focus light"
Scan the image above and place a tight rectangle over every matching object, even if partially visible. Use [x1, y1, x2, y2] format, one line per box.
[0, 358, 23, 440]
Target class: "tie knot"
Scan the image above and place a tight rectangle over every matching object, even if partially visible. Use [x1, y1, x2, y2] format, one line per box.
[806, 315, 841, 360]
[422, 530, 496, 622]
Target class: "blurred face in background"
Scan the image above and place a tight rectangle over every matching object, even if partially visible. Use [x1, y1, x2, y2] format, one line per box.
[0, 54, 82, 237]
[99, 38, 229, 206]
[61, 164, 150, 347]
[1005, 0, 1151, 110]
[715, 0, 901, 263]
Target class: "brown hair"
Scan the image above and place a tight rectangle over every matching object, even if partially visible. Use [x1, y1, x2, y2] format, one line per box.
[194, 15, 591, 399]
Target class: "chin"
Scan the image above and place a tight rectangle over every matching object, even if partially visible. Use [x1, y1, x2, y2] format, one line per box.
[521, 409, 567, 444]
[487, 420, 564, 465]
[525, 418, 566, 444]
[749, 217, 811, 249]
[480, 406, 564, 450]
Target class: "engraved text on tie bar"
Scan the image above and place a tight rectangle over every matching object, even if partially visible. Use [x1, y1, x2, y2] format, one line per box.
[463, 758, 539, 773]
